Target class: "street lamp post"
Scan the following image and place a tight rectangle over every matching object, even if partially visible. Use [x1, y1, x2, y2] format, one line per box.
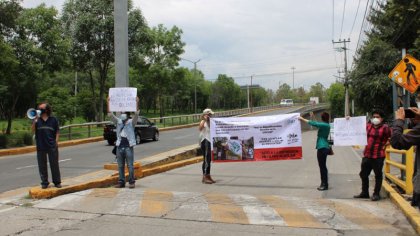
[181, 58, 201, 114]
[291, 66, 295, 90]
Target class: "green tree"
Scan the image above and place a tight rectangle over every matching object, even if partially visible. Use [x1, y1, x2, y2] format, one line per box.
[308, 82, 326, 103]
[0, 3, 67, 134]
[38, 87, 76, 125]
[327, 82, 345, 118]
[211, 74, 242, 109]
[275, 83, 293, 102]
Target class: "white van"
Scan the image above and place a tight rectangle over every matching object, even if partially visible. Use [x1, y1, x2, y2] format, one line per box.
[280, 99, 294, 106]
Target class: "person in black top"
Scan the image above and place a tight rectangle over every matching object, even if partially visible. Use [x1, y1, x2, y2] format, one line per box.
[31, 103, 61, 189]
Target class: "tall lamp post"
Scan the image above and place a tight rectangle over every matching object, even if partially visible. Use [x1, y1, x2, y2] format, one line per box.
[181, 58, 201, 114]
[291, 66, 295, 90]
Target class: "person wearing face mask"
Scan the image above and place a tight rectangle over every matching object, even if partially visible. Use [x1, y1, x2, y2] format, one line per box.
[107, 97, 139, 189]
[354, 109, 391, 201]
[390, 94, 420, 209]
[31, 102, 61, 189]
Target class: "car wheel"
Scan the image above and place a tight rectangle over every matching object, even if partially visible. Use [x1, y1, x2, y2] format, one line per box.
[153, 131, 159, 141]
[107, 139, 115, 145]
[136, 132, 141, 144]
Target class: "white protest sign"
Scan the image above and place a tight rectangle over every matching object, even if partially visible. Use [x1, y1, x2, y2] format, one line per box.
[109, 87, 137, 112]
[333, 116, 367, 146]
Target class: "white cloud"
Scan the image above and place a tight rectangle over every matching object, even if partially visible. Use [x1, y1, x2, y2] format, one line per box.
[23, 0, 365, 90]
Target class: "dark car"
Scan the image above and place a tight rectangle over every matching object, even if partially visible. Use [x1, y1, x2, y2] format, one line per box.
[103, 116, 159, 145]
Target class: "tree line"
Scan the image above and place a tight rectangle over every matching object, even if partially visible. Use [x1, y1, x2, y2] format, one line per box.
[0, 0, 333, 135]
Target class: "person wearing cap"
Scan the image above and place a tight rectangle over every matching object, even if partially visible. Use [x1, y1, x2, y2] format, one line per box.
[199, 108, 216, 184]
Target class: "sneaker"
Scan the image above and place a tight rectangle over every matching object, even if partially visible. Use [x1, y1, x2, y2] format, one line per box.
[371, 194, 380, 201]
[114, 184, 125, 188]
[41, 185, 48, 189]
[129, 183, 135, 189]
[353, 193, 370, 199]
[317, 185, 328, 191]
[55, 184, 62, 188]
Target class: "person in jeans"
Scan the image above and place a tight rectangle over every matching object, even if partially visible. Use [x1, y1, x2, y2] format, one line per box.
[354, 109, 391, 201]
[199, 108, 215, 184]
[391, 103, 420, 208]
[31, 103, 61, 189]
[299, 112, 331, 191]
[108, 97, 139, 189]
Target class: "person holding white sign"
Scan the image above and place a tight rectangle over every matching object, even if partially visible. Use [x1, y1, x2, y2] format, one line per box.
[353, 109, 391, 201]
[199, 108, 216, 184]
[107, 97, 139, 189]
[299, 112, 331, 191]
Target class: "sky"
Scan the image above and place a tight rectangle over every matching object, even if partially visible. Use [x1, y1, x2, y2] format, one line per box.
[22, 0, 369, 91]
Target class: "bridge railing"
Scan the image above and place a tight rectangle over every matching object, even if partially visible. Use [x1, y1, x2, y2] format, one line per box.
[385, 145, 414, 194]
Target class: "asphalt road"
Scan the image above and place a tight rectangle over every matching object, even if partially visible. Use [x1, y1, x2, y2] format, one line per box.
[0, 107, 302, 193]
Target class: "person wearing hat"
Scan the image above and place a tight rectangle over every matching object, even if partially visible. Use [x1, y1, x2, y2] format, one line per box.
[199, 108, 216, 184]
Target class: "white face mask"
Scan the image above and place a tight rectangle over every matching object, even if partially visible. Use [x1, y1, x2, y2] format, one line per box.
[371, 118, 381, 125]
[417, 102, 420, 108]
[120, 114, 127, 121]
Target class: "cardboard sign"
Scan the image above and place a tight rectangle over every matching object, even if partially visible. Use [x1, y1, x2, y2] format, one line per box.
[210, 113, 302, 162]
[109, 87, 137, 112]
[333, 116, 367, 146]
[388, 55, 420, 94]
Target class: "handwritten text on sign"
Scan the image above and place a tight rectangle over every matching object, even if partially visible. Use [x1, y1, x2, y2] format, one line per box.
[109, 87, 137, 112]
[333, 116, 367, 146]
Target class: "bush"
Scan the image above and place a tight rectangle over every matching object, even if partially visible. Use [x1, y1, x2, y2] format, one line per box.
[23, 132, 33, 146]
[0, 134, 7, 148]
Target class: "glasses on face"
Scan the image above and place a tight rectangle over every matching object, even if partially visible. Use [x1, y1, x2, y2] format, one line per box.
[372, 116, 381, 118]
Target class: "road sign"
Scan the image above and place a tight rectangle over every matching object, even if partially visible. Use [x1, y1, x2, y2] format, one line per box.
[388, 54, 420, 94]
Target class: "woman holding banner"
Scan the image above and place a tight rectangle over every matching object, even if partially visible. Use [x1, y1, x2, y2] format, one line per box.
[199, 108, 216, 184]
[298, 112, 331, 191]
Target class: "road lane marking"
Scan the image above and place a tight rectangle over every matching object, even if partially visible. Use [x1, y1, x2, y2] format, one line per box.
[173, 134, 194, 140]
[0, 206, 17, 213]
[259, 195, 327, 228]
[16, 158, 72, 170]
[230, 194, 285, 226]
[140, 189, 173, 217]
[205, 193, 249, 224]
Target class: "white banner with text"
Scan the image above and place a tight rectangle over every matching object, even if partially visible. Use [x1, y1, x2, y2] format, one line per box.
[210, 113, 302, 162]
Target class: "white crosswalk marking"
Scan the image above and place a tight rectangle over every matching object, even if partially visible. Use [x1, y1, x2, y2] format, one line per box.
[33, 188, 401, 231]
[230, 194, 285, 226]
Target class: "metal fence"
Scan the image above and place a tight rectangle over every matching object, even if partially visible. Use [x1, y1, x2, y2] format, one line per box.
[59, 103, 329, 141]
[385, 145, 414, 194]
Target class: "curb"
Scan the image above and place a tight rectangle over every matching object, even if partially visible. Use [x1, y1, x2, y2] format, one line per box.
[383, 181, 420, 235]
[29, 148, 202, 199]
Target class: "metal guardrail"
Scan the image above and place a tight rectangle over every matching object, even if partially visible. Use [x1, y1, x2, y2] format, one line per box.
[385, 145, 414, 194]
[60, 103, 329, 141]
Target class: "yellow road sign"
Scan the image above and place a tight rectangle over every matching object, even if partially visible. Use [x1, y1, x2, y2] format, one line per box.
[388, 54, 420, 94]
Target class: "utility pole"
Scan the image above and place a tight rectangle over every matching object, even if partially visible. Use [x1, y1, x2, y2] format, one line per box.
[250, 75, 254, 113]
[114, 0, 129, 87]
[291, 66, 296, 90]
[333, 39, 350, 116]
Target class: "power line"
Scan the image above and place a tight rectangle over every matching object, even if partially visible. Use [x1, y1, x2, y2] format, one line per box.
[230, 66, 337, 80]
[348, 0, 362, 38]
[339, 0, 347, 39]
[355, 0, 371, 55]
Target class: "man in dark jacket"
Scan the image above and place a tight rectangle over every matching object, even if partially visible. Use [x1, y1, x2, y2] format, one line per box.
[390, 106, 420, 208]
[31, 103, 61, 189]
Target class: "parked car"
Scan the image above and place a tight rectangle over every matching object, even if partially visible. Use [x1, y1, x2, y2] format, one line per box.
[280, 99, 294, 106]
[103, 116, 159, 145]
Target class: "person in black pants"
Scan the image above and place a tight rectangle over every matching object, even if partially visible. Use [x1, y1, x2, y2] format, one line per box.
[31, 103, 61, 189]
[199, 108, 215, 184]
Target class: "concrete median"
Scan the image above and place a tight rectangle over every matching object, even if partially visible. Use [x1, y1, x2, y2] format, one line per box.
[29, 144, 202, 199]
